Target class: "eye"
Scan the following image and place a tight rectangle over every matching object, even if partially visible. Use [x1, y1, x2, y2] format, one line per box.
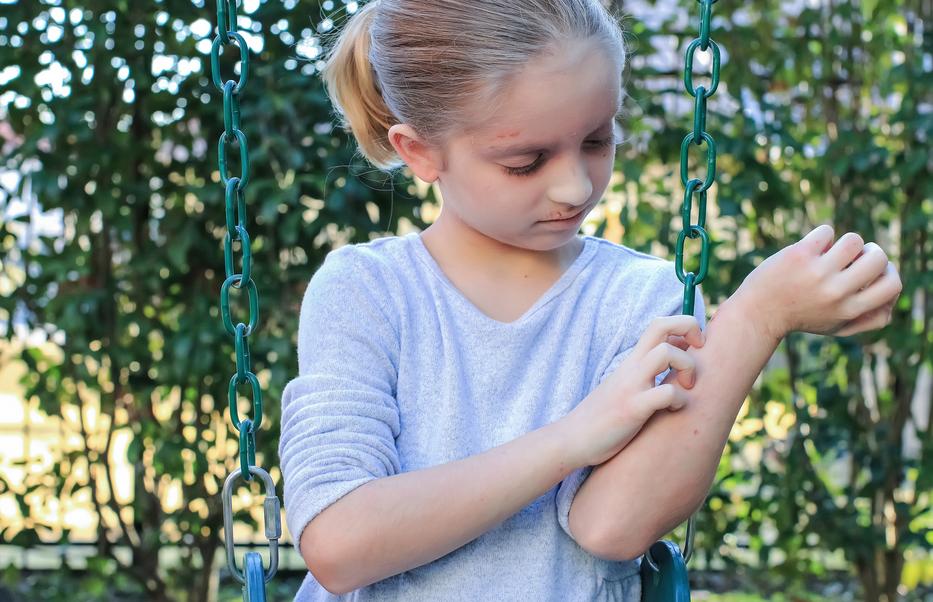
[502, 137, 616, 177]
[503, 154, 545, 177]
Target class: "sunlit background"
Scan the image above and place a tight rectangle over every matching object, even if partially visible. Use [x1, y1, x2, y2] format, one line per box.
[1, 0, 931, 600]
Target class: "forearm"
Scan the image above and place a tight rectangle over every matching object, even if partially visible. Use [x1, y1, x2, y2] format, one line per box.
[303, 419, 578, 594]
[569, 287, 783, 560]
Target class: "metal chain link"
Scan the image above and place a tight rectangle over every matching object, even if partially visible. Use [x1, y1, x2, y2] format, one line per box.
[644, 0, 720, 573]
[210, 0, 281, 594]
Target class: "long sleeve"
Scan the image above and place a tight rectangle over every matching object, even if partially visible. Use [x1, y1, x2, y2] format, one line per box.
[278, 247, 402, 556]
[554, 261, 706, 543]
[280, 233, 690, 600]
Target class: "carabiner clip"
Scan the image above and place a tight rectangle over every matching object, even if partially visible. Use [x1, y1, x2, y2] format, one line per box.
[222, 466, 281, 584]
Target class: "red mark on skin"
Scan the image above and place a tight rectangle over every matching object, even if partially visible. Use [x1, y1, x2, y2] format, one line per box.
[495, 130, 522, 139]
[693, 429, 699, 435]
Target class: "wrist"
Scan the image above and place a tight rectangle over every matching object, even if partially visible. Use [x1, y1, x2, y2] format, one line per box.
[551, 411, 590, 472]
[726, 284, 788, 344]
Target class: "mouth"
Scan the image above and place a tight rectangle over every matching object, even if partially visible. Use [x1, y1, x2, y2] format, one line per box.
[542, 205, 590, 222]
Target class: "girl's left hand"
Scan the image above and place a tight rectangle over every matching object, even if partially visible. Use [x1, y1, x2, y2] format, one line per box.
[736, 224, 903, 340]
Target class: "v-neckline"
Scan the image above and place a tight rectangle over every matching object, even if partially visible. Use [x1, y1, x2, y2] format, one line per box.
[409, 232, 597, 327]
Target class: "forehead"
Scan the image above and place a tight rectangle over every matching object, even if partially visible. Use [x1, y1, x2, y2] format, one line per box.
[465, 41, 623, 152]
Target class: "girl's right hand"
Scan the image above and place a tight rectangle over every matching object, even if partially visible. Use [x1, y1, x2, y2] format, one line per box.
[562, 315, 705, 468]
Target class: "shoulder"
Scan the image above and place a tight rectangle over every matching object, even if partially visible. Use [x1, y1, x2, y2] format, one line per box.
[307, 233, 414, 295]
[582, 238, 706, 356]
[583, 236, 700, 321]
[584, 236, 677, 290]
[300, 234, 416, 335]
[316, 233, 411, 275]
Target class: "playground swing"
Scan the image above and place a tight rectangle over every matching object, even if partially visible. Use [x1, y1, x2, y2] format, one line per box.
[207, 0, 722, 600]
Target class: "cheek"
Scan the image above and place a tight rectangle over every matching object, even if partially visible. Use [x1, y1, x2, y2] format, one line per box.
[590, 151, 615, 185]
[469, 180, 511, 219]
[594, 151, 615, 185]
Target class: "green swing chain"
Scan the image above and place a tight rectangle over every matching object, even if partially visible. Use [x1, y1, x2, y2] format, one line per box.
[210, 0, 281, 591]
[644, 0, 720, 573]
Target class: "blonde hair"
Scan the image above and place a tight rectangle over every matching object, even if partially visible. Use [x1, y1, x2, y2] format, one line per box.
[319, 0, 627, 171]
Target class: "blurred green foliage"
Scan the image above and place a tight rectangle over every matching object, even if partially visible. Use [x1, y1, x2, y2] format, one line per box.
[0, 0, 929, 600]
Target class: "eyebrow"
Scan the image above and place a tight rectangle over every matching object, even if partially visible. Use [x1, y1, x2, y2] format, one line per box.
[486, 102, 623, 157]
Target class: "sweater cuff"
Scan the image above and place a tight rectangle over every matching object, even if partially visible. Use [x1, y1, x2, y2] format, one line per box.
[555, 464, 594, 543]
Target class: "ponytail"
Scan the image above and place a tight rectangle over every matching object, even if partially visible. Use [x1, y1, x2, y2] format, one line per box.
[320, 2, 403, 170]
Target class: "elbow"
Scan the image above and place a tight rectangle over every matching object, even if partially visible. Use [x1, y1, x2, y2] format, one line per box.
[583, 529, 654, 563]
[573, 516, 649, 563]
[584, 502, 706, 563]
[570, 500, 653, 563]
[300, 519, 356, 595]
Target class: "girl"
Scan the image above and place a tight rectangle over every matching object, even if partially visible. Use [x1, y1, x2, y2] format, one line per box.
[278, 1, 903, 599]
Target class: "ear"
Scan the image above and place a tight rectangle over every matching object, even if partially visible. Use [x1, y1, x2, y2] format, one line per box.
[387, 123, 444, 183]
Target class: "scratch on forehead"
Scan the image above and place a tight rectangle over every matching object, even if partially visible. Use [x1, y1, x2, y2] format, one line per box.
[489, 95, 622, 143]
[469, 131, 517, 147]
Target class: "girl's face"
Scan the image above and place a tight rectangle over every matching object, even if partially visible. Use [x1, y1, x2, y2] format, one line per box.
[431, 39, 623, 252]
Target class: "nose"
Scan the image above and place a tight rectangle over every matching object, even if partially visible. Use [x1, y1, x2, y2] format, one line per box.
[546, 155, 593, 208]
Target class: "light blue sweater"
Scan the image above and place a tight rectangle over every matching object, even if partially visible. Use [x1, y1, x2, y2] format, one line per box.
[279, 232, 706, 601]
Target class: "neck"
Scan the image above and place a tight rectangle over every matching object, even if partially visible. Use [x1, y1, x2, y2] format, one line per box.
[419, 211, 583, 279]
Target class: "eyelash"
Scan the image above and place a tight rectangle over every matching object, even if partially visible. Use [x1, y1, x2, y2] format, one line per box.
[503, 137, 616, 177]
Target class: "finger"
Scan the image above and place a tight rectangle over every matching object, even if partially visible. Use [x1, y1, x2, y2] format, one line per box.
[635, 315, 705, 357]
[832, 242, 889, 296]
[636, 383, 690, 415]
[839, 261, 902, 322]
[646, 342, 697, 388]
[668, 329, 707, 350]
[666, 334, 690, 351]
[821, 231, 865, 272]
[834, 299, 895, 337]
[800, 223, 835, 255]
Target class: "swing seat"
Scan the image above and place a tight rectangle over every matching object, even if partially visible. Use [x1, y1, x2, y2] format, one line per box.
[242, 552, 267, 602]
[640, 540, 690, 602]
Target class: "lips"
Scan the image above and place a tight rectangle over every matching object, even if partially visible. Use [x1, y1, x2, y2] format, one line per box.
[543, 206, 587, 222]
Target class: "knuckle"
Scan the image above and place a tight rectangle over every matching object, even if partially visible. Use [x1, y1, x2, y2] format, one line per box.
[646, 343, 664, 360]
[891, 271, 903, 293]
[789, 240, 811, 260]
[880, 277, 898, 297]
[826, 284, 847, 304]
[846, 232, 864, 247]
[628, 404, 650, 423]
[866, 246, 886, 267]
[645, 317, 665, 337]
[889, 280, 902, 297]
[842, 305, 860, 321]
[836, 303, 853, 321]
[629, 393, 652, 414]
[808, 254, 826, 274]
[673, 390, 688, 408]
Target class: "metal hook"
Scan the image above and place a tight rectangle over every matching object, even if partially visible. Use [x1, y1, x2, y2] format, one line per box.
[643, 514, 695, 572]
[222, 466, 281, 584]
